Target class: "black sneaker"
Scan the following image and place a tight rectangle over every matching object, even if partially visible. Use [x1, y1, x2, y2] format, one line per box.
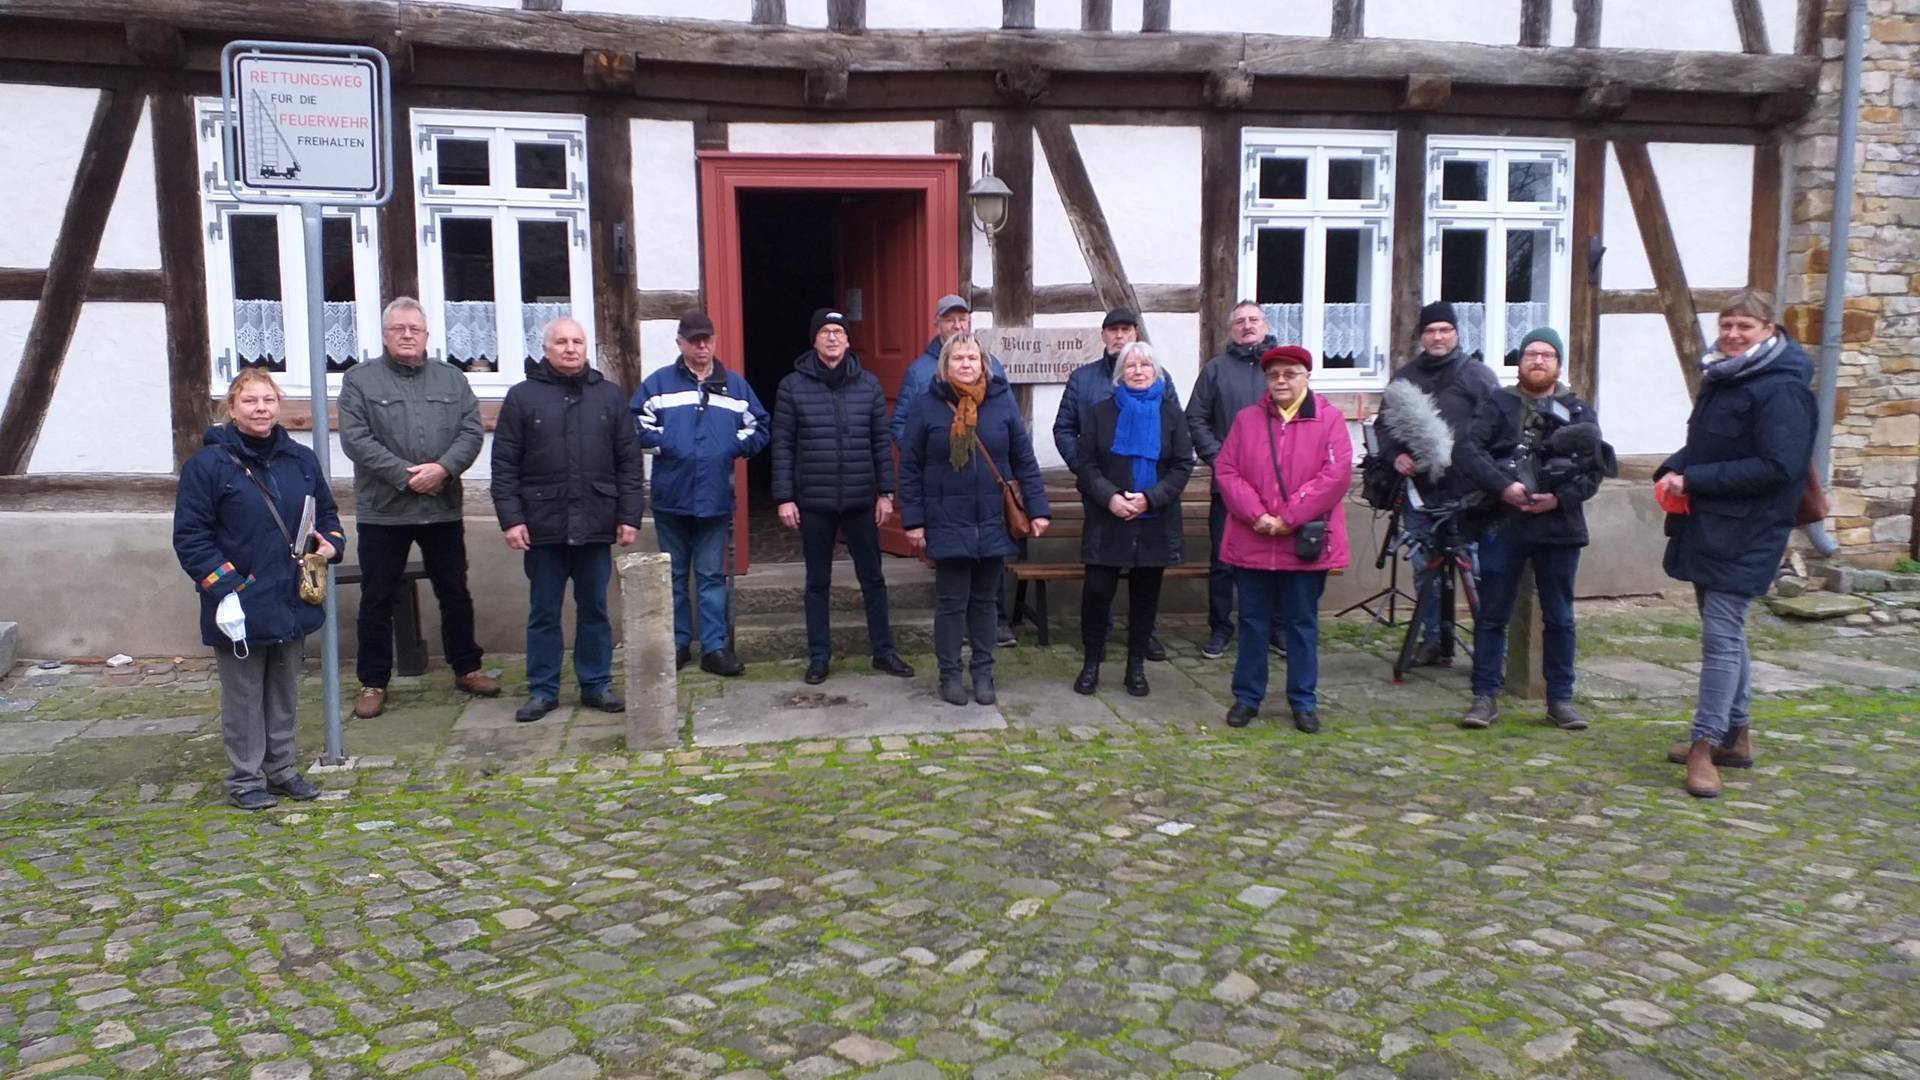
[1200, 630, 1231, 660]
[1225, 703, 1257, 728]
[995, 623, 1017, 648]
[675, 644, 691, 670]
[267, 772, 320, 802]
[580, 692, 625, 713]
[804, 660, 829, 685]
[1145, 634, 1168, 662]
[1269, 637, 1288, 657]
[515, 696, 559, 723]
[872, 653, 915, 678]
[700, 648, 745, 677]
[1412, 640, 1452, 668]
[230, 788, 277, 811]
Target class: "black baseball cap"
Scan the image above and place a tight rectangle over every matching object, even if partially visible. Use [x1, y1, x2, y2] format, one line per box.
[677, 311, 715, 339]
[1102, 308, 1139, 329]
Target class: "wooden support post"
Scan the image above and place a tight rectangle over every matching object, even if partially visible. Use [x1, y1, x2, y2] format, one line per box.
[378, 95, 418, 303]
[1794, 0, 1823, 55]
[1732, 0, 1771, 54]
[1503, 577, 1549, 700]
[751, 0, 786, 23]
[1141, 0, 1171, 32]
[1198, 117, 1239, 362]
[1614, 140, 1707, 400]
[1081, 0, 1112, 31]
[1034, 115, 1142, 329]
[935, 116, 974, 295]
[1573, 0, 1602, 47]
[827, 0, 865, 31]
[153, 91, 213, 470]
[588, 114, 641, 394]
[1332, 0, 1365, 39]
[0, 86, 146, 475]
[1003, 0, 1035, 30]
[1388, 122, 1426, 362]
[992, 112, 1035, 421]
[1749, 139, 1783, 294]
[1520, 0, 1550, 46]
[1568, 138, 1604, 405]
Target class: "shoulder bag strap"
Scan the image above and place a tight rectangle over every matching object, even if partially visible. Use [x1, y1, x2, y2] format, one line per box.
[222, 449, 298, 555]
[1263, 410, 1289, 508]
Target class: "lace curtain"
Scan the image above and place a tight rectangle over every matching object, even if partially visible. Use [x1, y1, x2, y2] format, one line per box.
[443, 300, 498, 368]
[522, 302, 572, 362]
[1453, 301, 1551, 362]
[233, 300, 359, 369]
[1260, 302, 1374, 365]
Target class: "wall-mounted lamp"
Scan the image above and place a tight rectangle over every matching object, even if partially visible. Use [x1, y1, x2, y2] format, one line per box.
[968, 151, 1012, 236]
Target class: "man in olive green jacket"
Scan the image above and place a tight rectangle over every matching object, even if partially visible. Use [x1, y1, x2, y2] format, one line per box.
[338, 297, 500, 717]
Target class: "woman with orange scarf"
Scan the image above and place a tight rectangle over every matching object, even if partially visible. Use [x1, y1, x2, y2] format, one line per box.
[899, 333, 1051, 706]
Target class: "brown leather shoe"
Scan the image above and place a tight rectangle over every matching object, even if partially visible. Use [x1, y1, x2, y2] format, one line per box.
[454, 670, 502, 697]
[453, 668, 503, 691]
[1666, 740, 1753, 769]
[1684, 739, 1723, 799]
[352, 686, 386, 719]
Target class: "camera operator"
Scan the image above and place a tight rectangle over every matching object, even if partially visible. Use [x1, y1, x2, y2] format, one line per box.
[1374, 301, 1502, 665]
[1452, 328, 1607, 732]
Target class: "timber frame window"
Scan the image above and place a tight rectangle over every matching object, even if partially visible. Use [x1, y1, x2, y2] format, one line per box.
[195, 98, 383, 390]
[1422, 136, 1574, 381]
[411, 108, 594, 392]
[1237, 128, 1396, 389]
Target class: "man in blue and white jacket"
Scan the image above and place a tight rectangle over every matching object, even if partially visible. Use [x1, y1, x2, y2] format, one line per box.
[631, 312, 770, 676]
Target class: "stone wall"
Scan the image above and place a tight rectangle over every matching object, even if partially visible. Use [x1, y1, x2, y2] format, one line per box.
[1782, 0, 1920, 563]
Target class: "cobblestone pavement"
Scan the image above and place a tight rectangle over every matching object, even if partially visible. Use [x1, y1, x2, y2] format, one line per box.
[2, 602, 1920, 1079]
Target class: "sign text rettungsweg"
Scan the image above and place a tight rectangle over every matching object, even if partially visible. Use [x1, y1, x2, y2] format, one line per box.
[232, 53, 383, 194]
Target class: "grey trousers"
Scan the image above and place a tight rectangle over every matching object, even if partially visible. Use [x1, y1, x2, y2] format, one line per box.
[216, 641, 303, 794]
[1690, 586, 1753, 746]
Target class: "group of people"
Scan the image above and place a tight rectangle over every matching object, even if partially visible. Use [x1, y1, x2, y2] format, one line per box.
[173, 282, 1813, 807]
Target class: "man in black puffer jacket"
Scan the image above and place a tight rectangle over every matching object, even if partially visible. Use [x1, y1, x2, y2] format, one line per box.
[772, 308, 915, 685]
[1186, 300, 1280, 659]
[491, 317, 646, 724]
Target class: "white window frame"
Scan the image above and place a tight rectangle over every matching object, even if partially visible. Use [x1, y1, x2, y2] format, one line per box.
[1422, 135, 1575, 384]
[1237, 128, 1396, 391]
[195, 97, 382, 392]
[411, 108, 594, 397]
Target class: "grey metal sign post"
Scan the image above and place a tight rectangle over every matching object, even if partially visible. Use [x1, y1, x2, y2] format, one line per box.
[221, 40, 394, 766]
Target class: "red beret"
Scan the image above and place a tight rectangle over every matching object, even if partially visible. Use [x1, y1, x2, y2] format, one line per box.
[1260, 345, 1314, 371]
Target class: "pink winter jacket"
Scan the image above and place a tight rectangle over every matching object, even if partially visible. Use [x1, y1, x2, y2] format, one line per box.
[1213, 393, 1353, 573]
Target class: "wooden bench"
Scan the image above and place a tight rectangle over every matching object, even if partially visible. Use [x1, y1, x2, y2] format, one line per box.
[1007, 563, 1213, 647]
[335, 560, 429, 677]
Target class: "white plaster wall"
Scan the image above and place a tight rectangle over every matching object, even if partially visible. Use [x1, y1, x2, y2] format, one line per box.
[638, 319, 683, 383]
[1111, 0, 1145, 32]
[971, 121, 995, 291]
[1596, 312, 1716, 456]
[567, 0, 752, 16]
[1172, 0, 1331, 35]
[728, 122, 937, 156]
[1368, 0, 1523, 45]
[1759, 0, 1800, 53]
[1601, 0, 1740, 51]
[1071, 125, 1202, 285]
[1032, 132, 1091, 287]
[1550, 0, 1576, 46]
[631, 119, 701, 292]
[1034, 0, 1082, 30]
[26, 304, 174, 473]
[1602, 143, 1754, 291]
[96, 103, 160, 271]
[788, 0, 829, 27]
[0, 85, 99, 269]
[868, 0, 1000, 28]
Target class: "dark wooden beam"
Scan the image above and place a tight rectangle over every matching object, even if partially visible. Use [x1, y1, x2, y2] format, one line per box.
[1205, 66, 1254, 109]
[1034, 115, 1142, 332]
[0, 268, 164, 302]
[1732, 0, 1771, 53]
[1613, 140, 1707, 399]
[1332, 0, 1365, 39]
[523, 0, 562, 10]
[1141, 0, 1171, 32]
[751, 0, 786, 24]
[1575, 83, 1632, 118]
[1081, 0, 1112, 31]
[935, 116, 974, 297]
[378, 93, 418, 303]
[693, 120, 728, 151]
[634, 289, 703, 322]
[1197, 116, 1239, 361]
[1794, 0, 1823, 56]
[1520, 0, 1550, 46]
[805, 65, 850, 107]
[0, 86, 146, 475]
[583, 48, 635, 93]
[1598, 287, 1749, 316]
[1568, 139, 1604, 405]
[992, 112, 1035, 421]
[971, 283, 1201, 316]
[124, 17, 186, 68]
[1573, 0, 1602, 48]
[1003, 0, 1035, 30]
[1401, 73, 1453, 111]
[1749, 139, 1783, 294]
[1388, 121, 1426, 363]
[151, 92, 213, 469]
[587, 114, 640, 394]
[828, 0, 865, 32]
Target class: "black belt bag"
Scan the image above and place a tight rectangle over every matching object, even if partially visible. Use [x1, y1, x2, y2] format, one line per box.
[1265, 412, 1329, 562]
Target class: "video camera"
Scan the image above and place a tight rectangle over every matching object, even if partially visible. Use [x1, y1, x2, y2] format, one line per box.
[1496, 420, 1612, 499]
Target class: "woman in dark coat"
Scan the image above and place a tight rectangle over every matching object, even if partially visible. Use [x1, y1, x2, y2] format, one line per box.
[174, 370, 345, 811]
[1071, 342, 1194, 697]
[1654, 290, 1816, 798]
[900, 333, 1051, 706]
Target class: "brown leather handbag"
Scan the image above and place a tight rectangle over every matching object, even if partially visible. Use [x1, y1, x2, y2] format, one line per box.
[976, 443, 1034, 540]
[1794, 470, 1828, 526]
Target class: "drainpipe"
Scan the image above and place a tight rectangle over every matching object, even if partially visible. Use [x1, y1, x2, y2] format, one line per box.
[1804, 0, 1867, 558]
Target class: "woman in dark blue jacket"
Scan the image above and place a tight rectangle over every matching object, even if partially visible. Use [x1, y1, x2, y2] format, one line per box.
[1654, 291, 1817, 798]
[174, 371, 345, 810]
[900, 334, 1051, 706]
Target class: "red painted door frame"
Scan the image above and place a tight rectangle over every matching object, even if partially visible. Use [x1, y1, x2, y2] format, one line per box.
[697, 152, 962, 572]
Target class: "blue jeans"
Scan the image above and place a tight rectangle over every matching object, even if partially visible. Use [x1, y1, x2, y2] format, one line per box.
[523, 544, 613, 700]
[1232, 568, 1328, 712]
[1690, 586, 1753, 746]
[1403, 505, 1479, 645]
[1470, 526, 1580, 702]
[654, 511, 731, 655]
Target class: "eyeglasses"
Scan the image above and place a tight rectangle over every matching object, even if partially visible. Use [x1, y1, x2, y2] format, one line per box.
[1268, 369, 1309, 381]
[1520, 349, 1559, 361]
[384, 326, 426, 338]
[817, 328, 848, 338]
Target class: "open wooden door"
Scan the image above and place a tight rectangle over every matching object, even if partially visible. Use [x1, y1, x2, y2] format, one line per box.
[836, 192, 926, 556]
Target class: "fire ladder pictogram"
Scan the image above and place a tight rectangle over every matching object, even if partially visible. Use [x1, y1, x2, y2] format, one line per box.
[246, 89, 302, 181]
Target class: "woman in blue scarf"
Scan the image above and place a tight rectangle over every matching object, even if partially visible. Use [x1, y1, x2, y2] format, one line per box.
[1071, 342, 1195, 696]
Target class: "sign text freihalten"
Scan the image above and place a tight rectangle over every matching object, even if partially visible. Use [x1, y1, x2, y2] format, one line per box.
[983, 327, 1101, 384]
[232, 53, 384, 194]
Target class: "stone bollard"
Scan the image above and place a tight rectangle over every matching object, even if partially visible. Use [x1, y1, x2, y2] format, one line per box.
[617, 552, 679, 749]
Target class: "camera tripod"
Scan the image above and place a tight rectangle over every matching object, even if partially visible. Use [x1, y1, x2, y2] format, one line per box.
[1391, 506, 1480, 683]
[1335, 504, 1420, 644]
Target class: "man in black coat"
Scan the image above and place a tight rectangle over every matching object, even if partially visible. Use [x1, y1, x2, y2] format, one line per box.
[1186, 300, 1280, 658]
[491, 317, 646, 723]
[1452, 328, 1607, 733]
[1374, 300, 1503, 664]
[772, 308, 915, 685]
[1654, 291, 1816, 798]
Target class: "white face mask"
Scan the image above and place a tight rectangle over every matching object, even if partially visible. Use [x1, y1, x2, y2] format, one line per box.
[216, 592, 249, 659]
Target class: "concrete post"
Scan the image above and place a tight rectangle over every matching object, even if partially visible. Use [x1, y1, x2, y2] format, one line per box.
[617, 552, 679, 749]
[1503, 576, 1548, 700]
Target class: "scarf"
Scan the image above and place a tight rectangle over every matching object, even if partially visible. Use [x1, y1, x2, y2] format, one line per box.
[1273, 394, 1303, 423]
[1701, 334, 1785, 384]
[1111, 379, 1165, 518]
[947, 376, 987, 470]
